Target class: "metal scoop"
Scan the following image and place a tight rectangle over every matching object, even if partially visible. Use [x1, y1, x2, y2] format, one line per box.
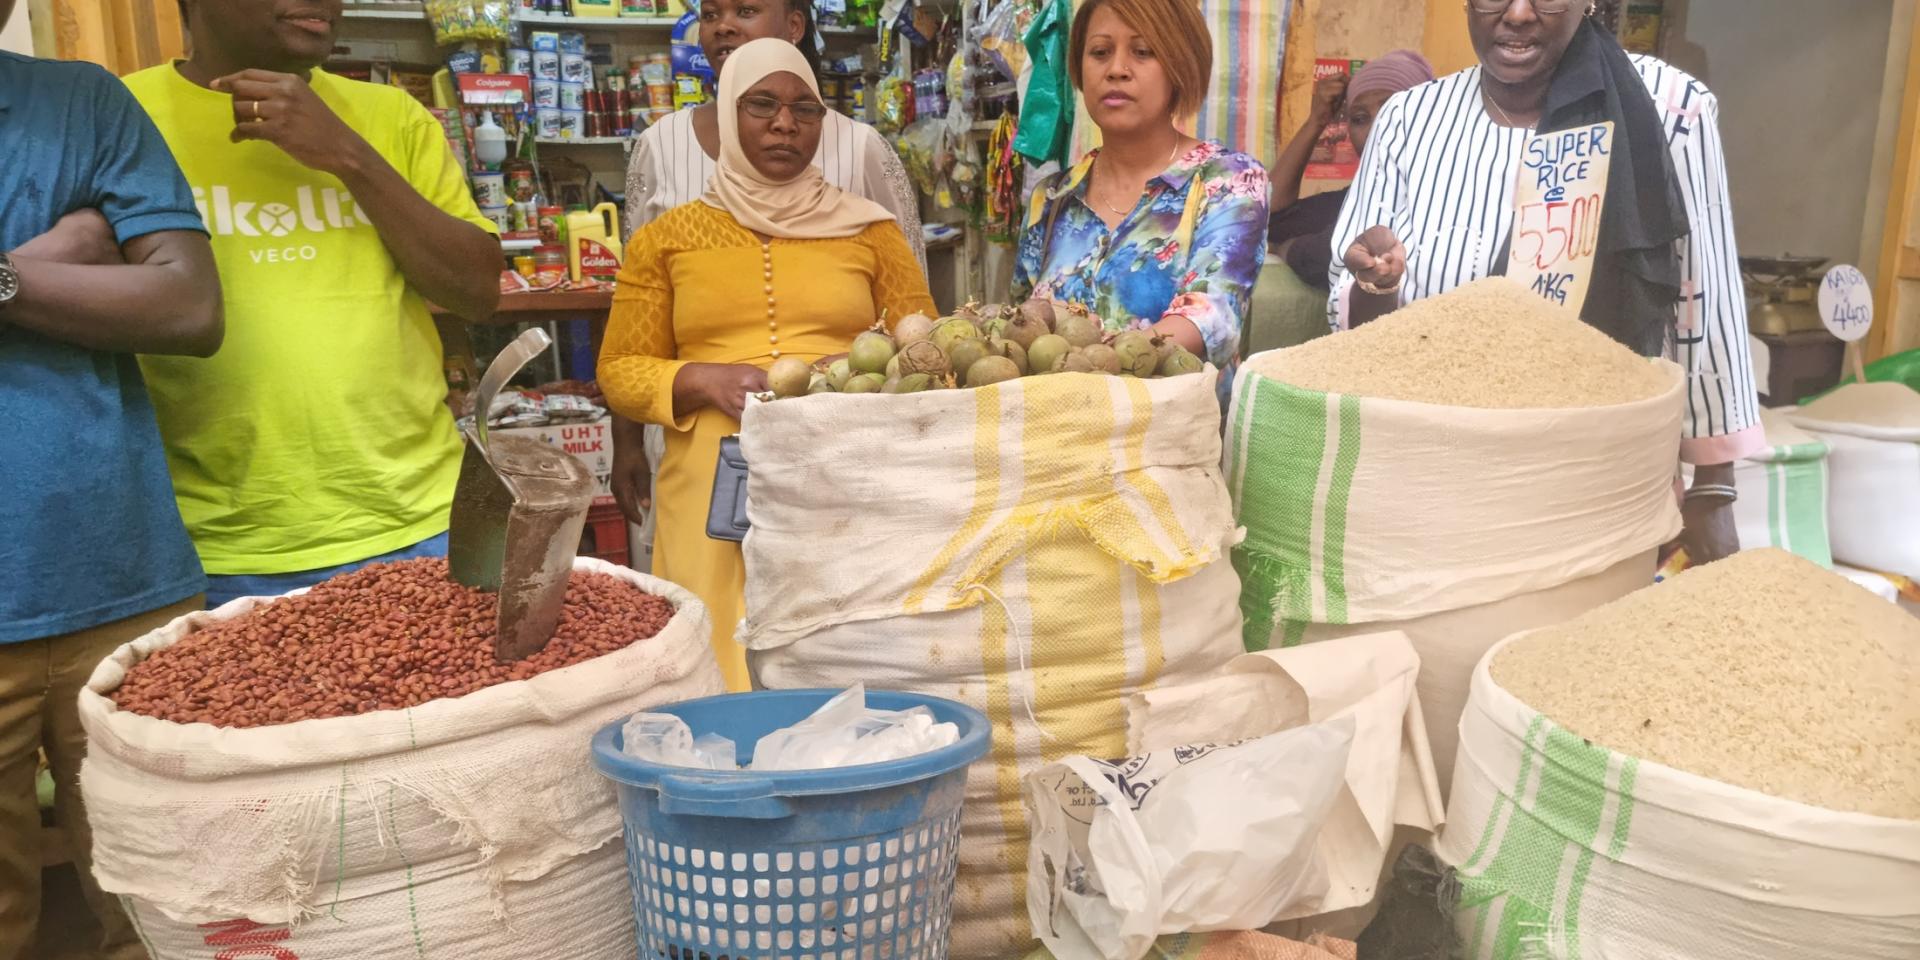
[448, 328, 597, 661]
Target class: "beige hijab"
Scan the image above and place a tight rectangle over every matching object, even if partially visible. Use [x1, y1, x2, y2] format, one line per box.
[701, 38, 895, 239]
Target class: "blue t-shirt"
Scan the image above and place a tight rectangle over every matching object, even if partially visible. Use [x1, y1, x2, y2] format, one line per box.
[0, 52, 208, 642]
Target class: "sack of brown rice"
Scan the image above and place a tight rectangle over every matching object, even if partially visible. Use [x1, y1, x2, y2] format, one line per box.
[1787, 381, 1920, 576]
[1439, 548, 1920, 960]
[1227, 278, 1685, 790]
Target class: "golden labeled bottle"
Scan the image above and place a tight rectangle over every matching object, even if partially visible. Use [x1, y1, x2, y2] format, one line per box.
[566, 203, 622, 282]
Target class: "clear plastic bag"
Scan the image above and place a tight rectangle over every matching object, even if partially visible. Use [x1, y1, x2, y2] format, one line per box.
[750, 684, 959, 771]
[425, 0, 514, 45]
[620, 687, 957, 772]
[620, 714, 736, 770]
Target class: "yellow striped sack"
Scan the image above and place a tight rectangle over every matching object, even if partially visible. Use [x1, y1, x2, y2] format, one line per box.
[737, 372, 1245, 960]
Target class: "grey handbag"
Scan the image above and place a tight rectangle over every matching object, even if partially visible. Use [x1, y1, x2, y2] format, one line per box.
[706, 435, 750, 542]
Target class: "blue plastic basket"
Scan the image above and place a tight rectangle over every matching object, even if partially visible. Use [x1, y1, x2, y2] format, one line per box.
[589, 689, 991, 960]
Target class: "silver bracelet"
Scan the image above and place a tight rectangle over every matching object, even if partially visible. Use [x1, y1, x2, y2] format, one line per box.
[1684, 483, 1738, 504]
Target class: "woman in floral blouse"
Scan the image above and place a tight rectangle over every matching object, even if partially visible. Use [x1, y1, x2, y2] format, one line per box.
[1012, 0, 1270, 406]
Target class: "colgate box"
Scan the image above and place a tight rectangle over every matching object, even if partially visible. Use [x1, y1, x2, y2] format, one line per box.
[489, 414, 616, 506]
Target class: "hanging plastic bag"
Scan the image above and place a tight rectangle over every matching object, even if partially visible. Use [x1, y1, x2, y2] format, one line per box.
[980, 0, 1036, 81]
[1024, 720, 1356, 960]
[425, 0, 513, 45]
[1013, 0, 1071, 167]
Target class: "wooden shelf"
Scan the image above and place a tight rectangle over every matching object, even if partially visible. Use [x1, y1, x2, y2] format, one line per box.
[434, 289, 614, 318]
[537, 136, 631, 146]
[341, 5, 681, 28]
[340, 4, 424, 20]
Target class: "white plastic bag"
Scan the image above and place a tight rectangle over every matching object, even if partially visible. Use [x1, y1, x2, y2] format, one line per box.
[1024, 720, 1355, 960]
[1122, 631, 1446, 922]
[620, 714, 738, 770]
[749, 684, 958, 771]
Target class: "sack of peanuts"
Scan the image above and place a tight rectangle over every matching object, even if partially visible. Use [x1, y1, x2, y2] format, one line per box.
[737, 371, 1245, 960]
[1787, 381, 1920, 576]
[1228, 279, 1687, 794]
[78, 558, 723, 960]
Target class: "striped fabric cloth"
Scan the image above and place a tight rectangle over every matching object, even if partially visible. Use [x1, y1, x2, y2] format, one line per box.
[1192, 0, 1291, 169]
[1068, 0, 1290, 167]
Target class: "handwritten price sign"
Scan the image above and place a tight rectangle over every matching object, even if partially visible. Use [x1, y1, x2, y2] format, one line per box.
[1505, 122, 1615, 314]
[1817, 265, 1874, 342]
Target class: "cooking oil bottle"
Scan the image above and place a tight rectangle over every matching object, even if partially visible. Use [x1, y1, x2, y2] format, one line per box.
[566, 203, 622, 283]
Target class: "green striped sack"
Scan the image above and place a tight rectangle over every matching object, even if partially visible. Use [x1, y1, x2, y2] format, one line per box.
[1724, 408, 1832, 566]
[1225, 357, 1687, 653]
[1439, 634, 1920, 960]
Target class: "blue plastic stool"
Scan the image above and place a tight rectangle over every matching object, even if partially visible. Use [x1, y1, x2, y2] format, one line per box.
[590, 689, 991, 960]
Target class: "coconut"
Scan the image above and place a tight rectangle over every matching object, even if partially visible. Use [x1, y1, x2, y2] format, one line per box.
[850, 331, 896, 376]
[768, 356, 813, 398]
[1080, 342, 1122, 375]
[825, 358, 853, 391]
[1055, 304, 1103, 348]
[966, 356, 1021, 387]
[932, 318, 982, 354]
[897, 339, 951, 378]
[843, 372, 887, 394]
[948, 338, 992, 380]
[1159, 347, 1205, 377]
[1111, 330, 1160, 378]
[893, 312, 938, 345]
[1027, 334, 1072, 374]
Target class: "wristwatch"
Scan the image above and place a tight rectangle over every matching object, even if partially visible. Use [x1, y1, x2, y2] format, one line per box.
[0, 253, 17, 311]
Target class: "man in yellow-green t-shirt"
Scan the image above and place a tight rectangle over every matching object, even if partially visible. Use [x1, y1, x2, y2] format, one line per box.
[128, 0, 503, 606]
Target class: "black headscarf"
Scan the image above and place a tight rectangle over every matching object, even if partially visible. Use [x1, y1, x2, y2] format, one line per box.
[1509, 17, 1691, 357]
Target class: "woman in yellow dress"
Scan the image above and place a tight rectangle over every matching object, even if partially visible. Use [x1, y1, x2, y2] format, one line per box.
[599, 38, 935, 690]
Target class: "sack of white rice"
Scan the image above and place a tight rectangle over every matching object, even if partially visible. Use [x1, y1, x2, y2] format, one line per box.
[1440, 548, 1920, 960]
[1227, 278, 1685, 788]
[738, 371, 1244, 960]
[1787, 381, 1920, 576]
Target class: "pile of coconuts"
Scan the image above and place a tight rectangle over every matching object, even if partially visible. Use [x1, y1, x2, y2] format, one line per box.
[766, 299, 1208, 399]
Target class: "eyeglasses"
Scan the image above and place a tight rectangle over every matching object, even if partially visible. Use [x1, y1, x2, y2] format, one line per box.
[738, 94, 828, 125]
[1468, 0, 1581, 13]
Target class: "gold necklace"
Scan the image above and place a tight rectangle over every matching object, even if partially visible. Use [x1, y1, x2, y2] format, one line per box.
[1481, 81, 1532, 129]
[1096, 140, 1185, 217]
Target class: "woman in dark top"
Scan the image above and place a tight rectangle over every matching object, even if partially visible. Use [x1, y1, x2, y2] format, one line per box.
[1266, 50, 1434, 289]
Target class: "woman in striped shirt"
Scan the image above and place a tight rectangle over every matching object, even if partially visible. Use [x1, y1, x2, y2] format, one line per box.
[1329, 0, 1761, 565]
